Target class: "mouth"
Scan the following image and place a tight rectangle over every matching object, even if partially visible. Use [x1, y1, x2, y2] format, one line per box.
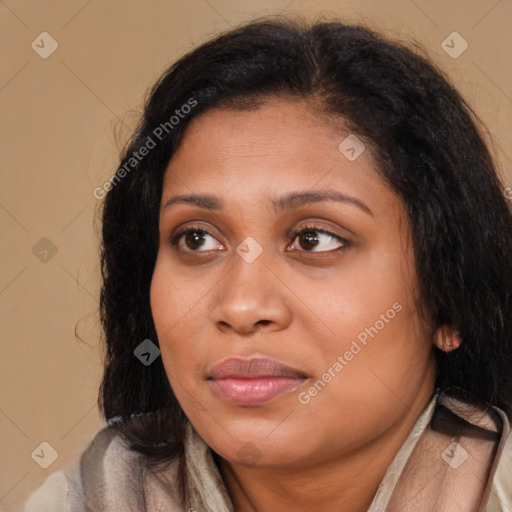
[207, 356, 309, 407]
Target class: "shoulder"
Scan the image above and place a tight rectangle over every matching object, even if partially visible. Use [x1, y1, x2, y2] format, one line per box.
[488, 428, 512, 511]
[23, 425, 128, 511]
[23, 422, 183, 511]
[24, 471, 69, 512]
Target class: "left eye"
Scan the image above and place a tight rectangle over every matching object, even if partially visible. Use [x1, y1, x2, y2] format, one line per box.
[289, 227, 346, 253]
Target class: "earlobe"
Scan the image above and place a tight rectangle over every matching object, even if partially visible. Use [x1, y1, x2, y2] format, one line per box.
[433, 325, 462, 352]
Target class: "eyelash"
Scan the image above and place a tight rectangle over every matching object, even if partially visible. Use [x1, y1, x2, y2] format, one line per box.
[168, 222, 350, 257]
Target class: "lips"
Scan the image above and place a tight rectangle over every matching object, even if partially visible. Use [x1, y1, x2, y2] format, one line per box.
[207, 357, 308, 407]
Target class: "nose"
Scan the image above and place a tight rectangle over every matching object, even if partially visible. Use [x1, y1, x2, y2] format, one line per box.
[211, 250, 292, 335]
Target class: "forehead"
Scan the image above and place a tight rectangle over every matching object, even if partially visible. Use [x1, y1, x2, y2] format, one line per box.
[161, 99, 395, 215]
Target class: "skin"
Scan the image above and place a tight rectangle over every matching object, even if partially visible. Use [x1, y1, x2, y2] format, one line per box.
[150, 98, 440, 512]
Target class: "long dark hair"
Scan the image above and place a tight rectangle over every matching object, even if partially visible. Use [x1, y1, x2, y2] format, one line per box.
[98, 16, 512, 471]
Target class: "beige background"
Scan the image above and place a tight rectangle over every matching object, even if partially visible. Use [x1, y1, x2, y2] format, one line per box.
[0, 0, 510, 509]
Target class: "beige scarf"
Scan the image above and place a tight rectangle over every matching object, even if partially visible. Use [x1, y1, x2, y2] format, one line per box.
[66, 388, 510, 511]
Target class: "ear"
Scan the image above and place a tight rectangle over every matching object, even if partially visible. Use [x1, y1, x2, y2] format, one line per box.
[433, 325, 462, 352]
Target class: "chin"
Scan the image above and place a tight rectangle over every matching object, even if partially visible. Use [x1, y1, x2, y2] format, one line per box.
[197, 421, 313, 469]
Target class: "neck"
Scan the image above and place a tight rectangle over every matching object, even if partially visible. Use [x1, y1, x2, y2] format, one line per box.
[215, 388, 435, 512]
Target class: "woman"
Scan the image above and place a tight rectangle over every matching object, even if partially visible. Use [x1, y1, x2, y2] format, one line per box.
[26, 16, 512, 511]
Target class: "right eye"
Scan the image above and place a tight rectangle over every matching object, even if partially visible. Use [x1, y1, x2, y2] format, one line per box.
[170, 225, 225, 253]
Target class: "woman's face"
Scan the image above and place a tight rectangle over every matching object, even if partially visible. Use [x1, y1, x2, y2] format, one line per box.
[150, 98, 436, 469]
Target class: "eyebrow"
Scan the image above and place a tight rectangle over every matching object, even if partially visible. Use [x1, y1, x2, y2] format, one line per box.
[162, 189, 373, 216]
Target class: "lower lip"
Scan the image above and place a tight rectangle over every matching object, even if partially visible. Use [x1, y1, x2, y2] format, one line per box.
[210, 377, 306, 406]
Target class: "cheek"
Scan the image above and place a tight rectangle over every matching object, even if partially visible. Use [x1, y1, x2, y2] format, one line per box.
[150, 253, 208, 335]
[305, 258, 414, 352]
[304, 251, 431, 396]
[316, 298, 433, 425]
[150, 262, 194, 369]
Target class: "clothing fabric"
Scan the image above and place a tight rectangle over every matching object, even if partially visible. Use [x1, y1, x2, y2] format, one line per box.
[24, 388, 512, 511]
